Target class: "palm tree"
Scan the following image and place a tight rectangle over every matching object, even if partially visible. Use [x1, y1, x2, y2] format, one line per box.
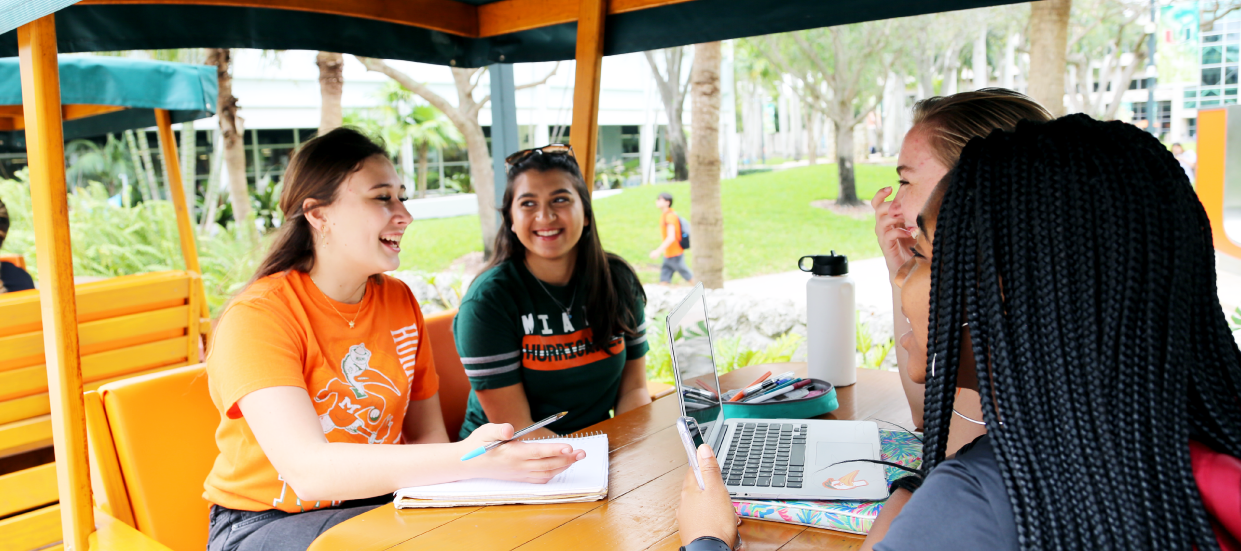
[65, 134, 137, 197]
[406, 105, 462, 198]
[347, 83, 463, 198]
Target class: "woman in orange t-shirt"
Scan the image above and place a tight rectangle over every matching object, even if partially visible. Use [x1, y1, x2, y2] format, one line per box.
[203, 128, 586, 551]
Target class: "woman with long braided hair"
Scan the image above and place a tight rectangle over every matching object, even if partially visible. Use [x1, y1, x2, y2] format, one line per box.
[676, 115, 1241, 551]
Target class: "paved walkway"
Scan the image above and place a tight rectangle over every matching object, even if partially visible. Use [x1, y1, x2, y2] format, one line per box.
[726, 254, 1241, 331]
[724, 257, 891, 315]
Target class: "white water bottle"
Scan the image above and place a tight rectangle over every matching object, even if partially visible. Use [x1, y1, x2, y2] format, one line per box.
[800, 251, 856, 387]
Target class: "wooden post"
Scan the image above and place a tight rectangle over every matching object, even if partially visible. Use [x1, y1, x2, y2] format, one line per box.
[570, 0, 607, 186]
[156, 109, 211, 336]
[155, 109, 202, 274]
[18, 15, 94, 551]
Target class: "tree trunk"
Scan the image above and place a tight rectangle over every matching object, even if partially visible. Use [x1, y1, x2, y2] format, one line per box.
[805, 109, 818, 166]
[463, 122, 496, 249]
[644, 49, 691, 182]
[667, 125, 689, 181]
[201, 129, 225, 232]
[207, 48, 253, 242]
[690, 42, 723, 289]
[835, 119, 859, 206]
[972, 25, 988, 90]
[180, 119, 196, 218]
[123, 129, 152, 202]
[1002, 33, 1020, 89]
[316, 51, 344, 133]
[1103, 49, 1146, 120]
[1028, 0, 1072, 116]
[136, 128, 162, 200]
[417, 142, 430, 199]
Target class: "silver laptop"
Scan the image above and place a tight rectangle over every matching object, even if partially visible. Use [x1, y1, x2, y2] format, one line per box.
[667, 283, 889, 501]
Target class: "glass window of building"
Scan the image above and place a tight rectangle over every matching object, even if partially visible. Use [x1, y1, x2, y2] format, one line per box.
[1205, 46, 1223, 64]
[1204, 67, 1223, 86]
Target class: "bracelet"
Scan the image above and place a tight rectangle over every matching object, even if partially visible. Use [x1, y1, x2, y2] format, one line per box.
[680, 535, 733, 551]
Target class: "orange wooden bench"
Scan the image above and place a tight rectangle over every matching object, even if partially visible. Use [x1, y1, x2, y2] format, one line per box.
[0, 270, 204, 550]
[0, 254, 27, 270]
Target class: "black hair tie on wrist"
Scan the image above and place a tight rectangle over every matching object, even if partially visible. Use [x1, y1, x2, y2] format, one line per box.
[888, 474, 924, 495]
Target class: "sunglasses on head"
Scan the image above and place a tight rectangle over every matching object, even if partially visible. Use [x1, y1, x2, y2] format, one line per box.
[504, 144, 575, 168]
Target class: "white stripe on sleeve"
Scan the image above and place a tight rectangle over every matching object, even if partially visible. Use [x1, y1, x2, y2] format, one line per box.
[464, 361, 522, 378]
[460, 350, 522, 365]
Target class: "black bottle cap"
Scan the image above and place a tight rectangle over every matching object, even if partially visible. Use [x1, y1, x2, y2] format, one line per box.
[798, 251, 848, 276]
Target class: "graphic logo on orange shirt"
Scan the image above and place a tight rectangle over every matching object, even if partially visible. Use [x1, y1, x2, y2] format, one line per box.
[313, 343, 401, 444]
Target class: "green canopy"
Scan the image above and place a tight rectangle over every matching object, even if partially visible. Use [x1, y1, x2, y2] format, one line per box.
[0, 55, 216, 140]
[0, 0, 1026, 68]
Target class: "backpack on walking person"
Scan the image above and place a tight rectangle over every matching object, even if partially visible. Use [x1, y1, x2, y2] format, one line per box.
[678, 216, 690, 250]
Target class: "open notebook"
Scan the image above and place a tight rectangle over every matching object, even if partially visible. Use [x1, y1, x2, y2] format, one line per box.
[393, 433, 610, 508]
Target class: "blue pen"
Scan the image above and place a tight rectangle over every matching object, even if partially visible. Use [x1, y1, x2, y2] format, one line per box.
[460, 411, 568, 461]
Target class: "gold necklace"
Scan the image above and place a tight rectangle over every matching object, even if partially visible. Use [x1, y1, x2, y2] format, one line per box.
[316, 280, 366, 329]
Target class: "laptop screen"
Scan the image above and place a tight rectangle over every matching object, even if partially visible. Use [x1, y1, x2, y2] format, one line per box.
[667, 284, 723, 437]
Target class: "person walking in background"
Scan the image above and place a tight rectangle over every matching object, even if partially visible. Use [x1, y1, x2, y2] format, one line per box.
[1172, 142, 1197, 183]
[0, 197, 34, 294]
[649, 192, 693, 284]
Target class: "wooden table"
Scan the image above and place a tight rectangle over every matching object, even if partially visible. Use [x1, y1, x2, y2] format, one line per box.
[310, 364, 912, 551]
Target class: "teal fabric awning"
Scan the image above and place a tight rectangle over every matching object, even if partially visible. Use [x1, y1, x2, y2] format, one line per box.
[0, 55, 216, 139]
[0, 0, 1028, 68]
[0, 0, 81, 35]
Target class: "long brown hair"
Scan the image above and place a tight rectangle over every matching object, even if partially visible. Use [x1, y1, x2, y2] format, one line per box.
[249, 127, 388, 284]
[911, 88, 1053, 168]
[486, 152, 645, 347]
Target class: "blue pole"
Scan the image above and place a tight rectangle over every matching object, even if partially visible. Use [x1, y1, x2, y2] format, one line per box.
[489, 63, 520, 211]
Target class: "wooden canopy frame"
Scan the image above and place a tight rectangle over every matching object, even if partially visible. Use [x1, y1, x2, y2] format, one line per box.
[76, 0, 696, 38]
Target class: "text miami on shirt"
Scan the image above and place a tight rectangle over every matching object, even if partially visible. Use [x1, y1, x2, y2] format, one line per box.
[519, 312, 623, 371]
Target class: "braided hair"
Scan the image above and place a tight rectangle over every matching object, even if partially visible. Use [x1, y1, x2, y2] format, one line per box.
[922, 114, 1241, 550]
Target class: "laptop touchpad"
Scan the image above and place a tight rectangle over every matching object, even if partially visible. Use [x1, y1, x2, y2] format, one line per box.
[815, 442, 875, 467]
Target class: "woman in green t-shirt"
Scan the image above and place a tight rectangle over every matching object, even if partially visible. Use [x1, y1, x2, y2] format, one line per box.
[453, 145, 650, 440]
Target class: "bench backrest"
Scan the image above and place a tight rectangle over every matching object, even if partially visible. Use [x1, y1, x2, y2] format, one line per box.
[86, 364, 217, 551]
[0, 270, 203, 550]
[0, 254, 26, 270]
[425, 309, 470, 441]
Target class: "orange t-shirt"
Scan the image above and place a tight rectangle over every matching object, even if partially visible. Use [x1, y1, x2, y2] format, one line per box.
[203, 270, 438, 513]
[661, 210, 684, 258]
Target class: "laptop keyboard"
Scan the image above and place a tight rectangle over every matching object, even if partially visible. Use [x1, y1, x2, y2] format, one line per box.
[720, 422, 807, 489]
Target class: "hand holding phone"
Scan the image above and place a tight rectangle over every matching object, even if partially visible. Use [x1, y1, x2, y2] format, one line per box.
[676, 416, 708, 490]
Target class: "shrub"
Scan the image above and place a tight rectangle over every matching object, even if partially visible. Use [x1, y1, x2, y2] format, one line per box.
[644, 313, 805, 385]
[0, 173, 265, 316]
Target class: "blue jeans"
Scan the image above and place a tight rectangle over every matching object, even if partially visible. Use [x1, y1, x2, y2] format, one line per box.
[206, 496, 387, 551]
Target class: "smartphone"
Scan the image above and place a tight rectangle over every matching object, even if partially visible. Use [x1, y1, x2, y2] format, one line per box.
[676, 416, 708, 490]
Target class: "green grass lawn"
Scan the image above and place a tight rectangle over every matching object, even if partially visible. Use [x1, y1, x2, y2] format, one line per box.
[397, 162, 896, 282]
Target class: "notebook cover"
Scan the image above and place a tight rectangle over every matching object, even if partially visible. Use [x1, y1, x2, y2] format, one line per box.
[732, 429, 923, 534]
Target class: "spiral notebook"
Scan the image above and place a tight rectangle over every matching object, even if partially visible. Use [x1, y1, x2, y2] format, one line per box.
[393, 433, 610, 508]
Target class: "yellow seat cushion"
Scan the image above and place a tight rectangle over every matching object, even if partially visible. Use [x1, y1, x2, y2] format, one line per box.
[99, 364, 218, 551]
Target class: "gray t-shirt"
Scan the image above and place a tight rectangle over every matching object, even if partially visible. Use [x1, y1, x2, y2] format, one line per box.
[875, 436, 1018, 551]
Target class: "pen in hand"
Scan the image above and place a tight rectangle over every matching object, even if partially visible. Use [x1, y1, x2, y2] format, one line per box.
[460, 411, 568, 461]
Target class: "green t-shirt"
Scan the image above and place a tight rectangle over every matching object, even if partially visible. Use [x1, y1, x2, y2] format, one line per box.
[453, 257, 649, 439]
